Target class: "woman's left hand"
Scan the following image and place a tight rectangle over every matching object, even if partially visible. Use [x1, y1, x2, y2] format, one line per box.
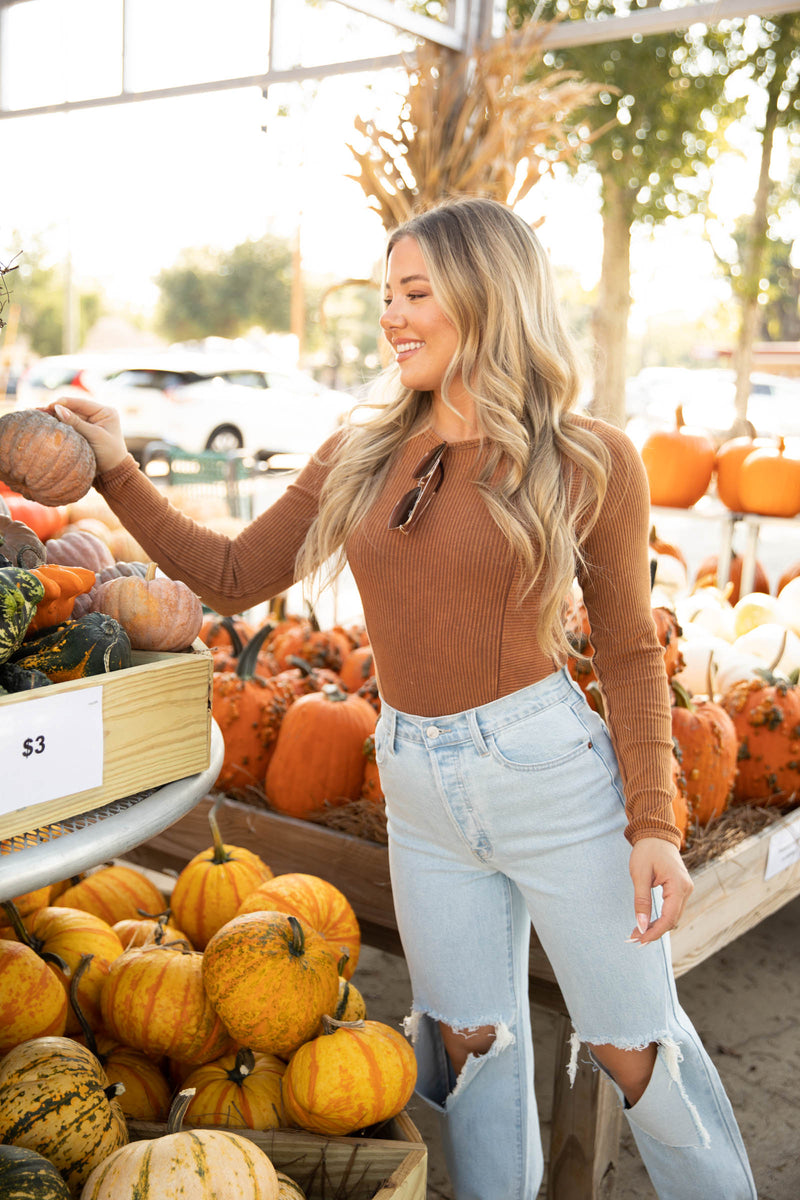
[628, 837, 693, 945]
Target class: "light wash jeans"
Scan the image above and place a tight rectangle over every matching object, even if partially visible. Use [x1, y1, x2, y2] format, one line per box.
[374, 667, 756, 1200]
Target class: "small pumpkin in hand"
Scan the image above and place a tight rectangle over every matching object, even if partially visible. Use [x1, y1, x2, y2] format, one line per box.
[0, 409, 96, 505]
[92, 560, 203, 651]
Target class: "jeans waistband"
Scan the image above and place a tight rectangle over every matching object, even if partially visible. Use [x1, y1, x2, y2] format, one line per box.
[380, 667, 579, 754]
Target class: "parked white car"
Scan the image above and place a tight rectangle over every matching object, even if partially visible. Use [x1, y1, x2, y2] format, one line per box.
[625, 367, 800, 449]
[15, 352, 355, 460]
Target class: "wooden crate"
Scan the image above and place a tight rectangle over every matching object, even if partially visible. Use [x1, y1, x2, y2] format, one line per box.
[129, 794, 800, 986]
[0, 644, 212, 841]
[127, 1110, 427, 1200]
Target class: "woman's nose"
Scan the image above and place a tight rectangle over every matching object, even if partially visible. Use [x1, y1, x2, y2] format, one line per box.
[380, 301, 404, 330]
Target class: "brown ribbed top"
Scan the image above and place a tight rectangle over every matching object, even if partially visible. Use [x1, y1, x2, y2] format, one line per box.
[96, 415, 678, 847]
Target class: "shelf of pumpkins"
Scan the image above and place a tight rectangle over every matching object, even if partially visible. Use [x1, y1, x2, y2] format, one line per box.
[0, 410, 425, 1200]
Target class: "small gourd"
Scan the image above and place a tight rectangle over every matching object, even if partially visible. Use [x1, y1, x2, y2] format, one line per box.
[10, 611, 131, 681]
[0, 567, 46, 665]
[0, 1144, 72, 1200]
[92, 560, 203, 651]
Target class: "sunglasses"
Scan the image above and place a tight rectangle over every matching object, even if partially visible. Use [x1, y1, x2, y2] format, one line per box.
[388, 441, 447, 534]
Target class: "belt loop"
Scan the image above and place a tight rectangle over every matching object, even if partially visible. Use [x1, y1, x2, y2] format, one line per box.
[385, 705, 398, 757]
[466, 710, 489, 756]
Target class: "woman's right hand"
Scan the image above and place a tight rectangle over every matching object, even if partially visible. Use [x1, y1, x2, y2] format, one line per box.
[48, 398, 129, 477]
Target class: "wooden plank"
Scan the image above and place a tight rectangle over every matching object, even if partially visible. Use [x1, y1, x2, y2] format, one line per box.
[671, 807, 800, 977]
[547, 1015, 622, 1200]
[128, 1110, 427, 1200]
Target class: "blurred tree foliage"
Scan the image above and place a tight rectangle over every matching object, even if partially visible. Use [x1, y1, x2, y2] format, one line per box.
[2, 234, 102, 356]
[156, 235, 293, 342]
[512, 1, 737, 425]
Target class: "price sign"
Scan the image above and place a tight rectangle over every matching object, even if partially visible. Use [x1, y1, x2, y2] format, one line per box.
[764, 811, 800, 881]
[0, 687, 104, 814]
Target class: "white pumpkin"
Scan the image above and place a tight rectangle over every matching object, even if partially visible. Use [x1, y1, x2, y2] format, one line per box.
[676, 588, 736, 643]
[732, 623, 800, 675]
[672, 633, 730, 698]
[732, 592, 790, 640]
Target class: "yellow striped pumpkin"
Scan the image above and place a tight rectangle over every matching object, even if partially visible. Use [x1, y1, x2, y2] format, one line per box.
[282, 1017, 417, 1137]
[57, 864, 167, 926]
[169, 803, 273, 950]
[182, 1047, 286, 1130]
[80, 1088, 279, 1199]
[202, 912, 339, 1058]
[0, 1035, 128, 1196]
[236, 872, 360, 979]
[100, 943, 233, 1064]
[0, 940, 68, 1053]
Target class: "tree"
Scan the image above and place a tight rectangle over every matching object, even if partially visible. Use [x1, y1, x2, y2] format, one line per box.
[156, 235, 293, 343]
[2, 234, 103, 356]
[347, 21, 607, 229]
[719, 15, 799, 425]
[513, 1, 737, 425]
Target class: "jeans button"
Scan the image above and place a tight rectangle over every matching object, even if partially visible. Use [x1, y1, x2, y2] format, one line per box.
[426, 726, 440, 739]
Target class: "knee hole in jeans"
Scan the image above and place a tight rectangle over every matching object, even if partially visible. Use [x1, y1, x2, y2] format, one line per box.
[439, 1021, 497, 1076]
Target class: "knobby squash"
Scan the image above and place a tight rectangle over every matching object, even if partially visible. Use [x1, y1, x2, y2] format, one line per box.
[10, 611, 131, 681]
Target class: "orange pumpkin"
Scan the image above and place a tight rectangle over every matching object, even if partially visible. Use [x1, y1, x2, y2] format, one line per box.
[92, 560, 203, 651]
[0, 409, 96, 505]
[182, 1046, 287, 1130]
[202, 912, 340, 1058]
[670, 680, 737, 826]
[199, 612, 255, 648]
[738, 436, 800, 518]
[670, 744, 690, 850]
[719, 667, 800, 806]
[714, 434, 772, 512]
[282, 1017, 417, 1137]
[57, 864, 167, 926]
[212, 626, 297, 793]
[640, 405, 715, 509]
[169, 801, 274, 950]
[693, 552, 770, 607]
[652, 606, 685, 680]
[648, 526, 687, 569]
[360, 734, 385, 804]
[90, 1033, 173, 1122]
[265, 684, 377, 818]
[100, 944, 233, 1065]
[236, 872, 361, 979]
[112, 914, 193, 951]
[339, 645, 376, 693]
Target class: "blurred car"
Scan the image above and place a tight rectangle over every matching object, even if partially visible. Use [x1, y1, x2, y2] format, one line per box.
[16, 352, 354, 460]
[625, 367, 800, 449]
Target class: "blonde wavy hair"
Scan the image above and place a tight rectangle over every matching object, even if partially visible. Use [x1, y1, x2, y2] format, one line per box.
[296, 196, 611, 660]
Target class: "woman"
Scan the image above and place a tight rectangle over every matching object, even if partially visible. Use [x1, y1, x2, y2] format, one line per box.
[54, 197, 755, 1200]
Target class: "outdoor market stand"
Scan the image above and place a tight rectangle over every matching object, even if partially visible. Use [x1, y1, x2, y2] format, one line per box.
[127, 794, 800, 1200]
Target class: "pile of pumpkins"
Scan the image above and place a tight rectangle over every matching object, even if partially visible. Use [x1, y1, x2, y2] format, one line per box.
[201, 608, 383, 817]
[640, 404, 800, 517]
[0, 803, 416, 1199]
[569, 527, 800, 848]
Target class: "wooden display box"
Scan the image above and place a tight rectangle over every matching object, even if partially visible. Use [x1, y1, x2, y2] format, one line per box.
[129, 794, 800, 986]
[127, 1110, 427, 1200]
[0, 643, 212, 841]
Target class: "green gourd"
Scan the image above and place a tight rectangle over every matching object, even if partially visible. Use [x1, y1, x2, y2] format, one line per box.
[11, 612, 132, 682]
[0, 1144, 72, 1200]
[0, 567, 46, 665]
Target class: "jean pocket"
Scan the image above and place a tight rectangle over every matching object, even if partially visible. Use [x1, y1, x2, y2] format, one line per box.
[373, 714, 390, 766]
[486, 700, 592, 772]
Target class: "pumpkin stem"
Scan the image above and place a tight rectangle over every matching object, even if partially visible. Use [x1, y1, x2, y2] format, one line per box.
[68, 954, 100, 1059]
[221, 615, 244, 658]
[167, 1087, 197, 1134]
[227, 1047, 256, 1083]
[286, 655, 323, 690]
[145, 561, 157, 582]
[321, 682, 349, 703]
[235, 621, 274, 682]
[207, 797, 231, 865]
[104, 1081, 126, 1100]
[670, 679, 696, 712]
[320, 1014, 366, 1035]
[305, 601, 321, 632]
[337, 951, 350, 977]
[0, 900, 71, 975]
[286, 914, 307, 958]
[706, 654, 717, 702]
[585, 681, 606, 723]
[768, 628, 788, 675]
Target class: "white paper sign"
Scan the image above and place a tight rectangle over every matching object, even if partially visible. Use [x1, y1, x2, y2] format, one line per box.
[0, 687, 104, 812]
[764, 811, 800, 881]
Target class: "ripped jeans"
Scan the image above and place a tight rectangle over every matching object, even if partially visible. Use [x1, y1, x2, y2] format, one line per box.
[374, 668, 756, 1200]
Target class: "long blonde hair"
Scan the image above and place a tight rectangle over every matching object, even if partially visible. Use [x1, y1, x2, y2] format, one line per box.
[296, 196, 610, 659]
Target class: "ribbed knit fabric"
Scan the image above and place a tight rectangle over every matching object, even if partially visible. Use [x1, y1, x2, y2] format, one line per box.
[96, 415, 678, 847]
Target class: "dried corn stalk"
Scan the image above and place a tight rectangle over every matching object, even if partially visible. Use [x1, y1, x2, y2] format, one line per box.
[348, 21, 610, 230]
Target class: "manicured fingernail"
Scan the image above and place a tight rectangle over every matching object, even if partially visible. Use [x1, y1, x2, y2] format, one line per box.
[54, 404, 70, 421]
[636, 914, 649, 934]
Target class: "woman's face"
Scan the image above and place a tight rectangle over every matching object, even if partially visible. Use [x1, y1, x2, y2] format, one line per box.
[380, 236, 461, 402]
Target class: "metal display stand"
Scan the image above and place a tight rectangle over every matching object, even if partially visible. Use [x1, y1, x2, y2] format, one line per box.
[0, 721, 224, 903]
